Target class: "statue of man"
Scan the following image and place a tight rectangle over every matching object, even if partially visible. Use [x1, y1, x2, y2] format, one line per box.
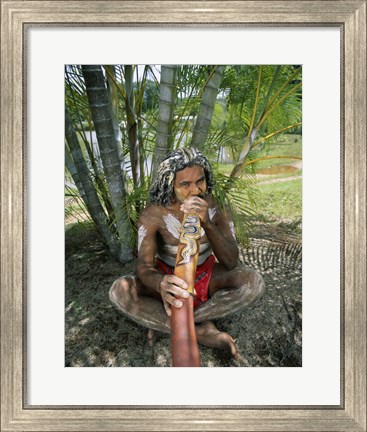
[110, 147, 265, 358]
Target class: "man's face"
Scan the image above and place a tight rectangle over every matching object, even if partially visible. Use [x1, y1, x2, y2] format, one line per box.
[173, 166, 207, 204]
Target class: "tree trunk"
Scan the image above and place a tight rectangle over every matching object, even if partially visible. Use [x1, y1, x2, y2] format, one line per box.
[191, 65, 225, 151]
[65, 110, 120, 257]
[151, 65, 177, 179]
[124, 65, 141, 189]
[81, 65, 134, 263]
[65, 144, 86, 199]
[105, 66, 124, 165]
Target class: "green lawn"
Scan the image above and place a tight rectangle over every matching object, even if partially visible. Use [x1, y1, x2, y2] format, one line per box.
[255, 134, 302, 170]
[215, 133, 302, 174]
[253, 135, 302, 225]
[254, 178, 302, 223]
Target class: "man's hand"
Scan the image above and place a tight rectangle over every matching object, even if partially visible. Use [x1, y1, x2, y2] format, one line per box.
[159, 274, 190, 316]
[180, 196, 209, 225]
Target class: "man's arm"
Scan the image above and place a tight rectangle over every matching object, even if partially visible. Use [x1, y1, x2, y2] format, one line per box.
[136, 206, 163, 297]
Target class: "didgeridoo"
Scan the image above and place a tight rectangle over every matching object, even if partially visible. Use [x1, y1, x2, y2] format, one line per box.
[170, 213, 201, 367]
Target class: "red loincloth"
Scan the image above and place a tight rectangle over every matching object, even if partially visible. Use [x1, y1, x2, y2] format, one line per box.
[156, 255, 216, 308]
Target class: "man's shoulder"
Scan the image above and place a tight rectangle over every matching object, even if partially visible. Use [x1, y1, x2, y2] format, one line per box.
[205, 195, 231, 220]
[138, 205, 164, 231]
[205, 194, 217, 206]
[140, 203, 163, 218]
[205, 194, 222, 212]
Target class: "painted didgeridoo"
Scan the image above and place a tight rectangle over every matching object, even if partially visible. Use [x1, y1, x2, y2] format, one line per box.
[170, 213, 201, 367]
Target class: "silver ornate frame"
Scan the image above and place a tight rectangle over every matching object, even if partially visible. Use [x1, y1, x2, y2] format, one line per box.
[1, 1, 366, 431]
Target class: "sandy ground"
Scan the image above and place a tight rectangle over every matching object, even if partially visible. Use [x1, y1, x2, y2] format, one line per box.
[65, 221, 302, 367]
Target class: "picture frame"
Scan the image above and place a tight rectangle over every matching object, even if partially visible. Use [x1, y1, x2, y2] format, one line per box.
[1, 1, 366, 431]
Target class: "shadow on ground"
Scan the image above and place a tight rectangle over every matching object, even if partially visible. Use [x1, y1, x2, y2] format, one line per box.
[65, 222, 302, 367]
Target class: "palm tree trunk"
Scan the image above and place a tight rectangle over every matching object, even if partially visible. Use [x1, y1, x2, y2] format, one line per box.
[124, 65, 141, 189]
[65, 144, 86, 199]
[191, 65, 225, 151]
[151, 64, 177, 179]
[105, 65, 125, 165]
[65, 110, 120, 257]
[135, 65, 150, 190]
[81, 65, 134, 263]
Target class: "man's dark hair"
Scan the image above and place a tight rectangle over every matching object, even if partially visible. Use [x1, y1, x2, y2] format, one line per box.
[149, 147, 214, 206]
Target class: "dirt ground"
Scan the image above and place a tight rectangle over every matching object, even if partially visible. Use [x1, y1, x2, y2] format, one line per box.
[65, 220, 302, 367]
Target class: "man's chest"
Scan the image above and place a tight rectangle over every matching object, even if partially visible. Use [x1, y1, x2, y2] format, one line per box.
[158, 212, 208, 245]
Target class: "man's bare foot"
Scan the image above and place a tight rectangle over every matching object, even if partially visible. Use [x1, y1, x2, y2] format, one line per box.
[147, 328, 155, 346]
[195, 321, 238, 358]
[147, 328, 166, 346]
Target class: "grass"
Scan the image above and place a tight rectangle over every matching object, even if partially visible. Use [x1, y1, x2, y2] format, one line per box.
[257, 170, 302, 180]
[213, 135, 302, 232]
[254, 178, 302, 223]
[254, 134, 302, 170]
[215, 133, 301, 177]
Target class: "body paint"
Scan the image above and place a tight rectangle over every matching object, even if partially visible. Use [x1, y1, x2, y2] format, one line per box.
[138, 225, 147, 251]
[208, 207, 217, 221]
[229, 221, 236, 239]
[163, 214, 181, 239]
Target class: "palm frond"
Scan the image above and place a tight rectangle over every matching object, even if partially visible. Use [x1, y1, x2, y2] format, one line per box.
[212, 170, 258, 245]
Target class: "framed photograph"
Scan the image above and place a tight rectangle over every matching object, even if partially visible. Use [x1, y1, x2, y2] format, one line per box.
[1, 1, 366, 431]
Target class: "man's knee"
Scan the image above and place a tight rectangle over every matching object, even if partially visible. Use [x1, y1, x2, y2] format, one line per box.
[247, 267, 265, 292]
[109, 276, 136, 310]
[231, 265, 265, 304]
